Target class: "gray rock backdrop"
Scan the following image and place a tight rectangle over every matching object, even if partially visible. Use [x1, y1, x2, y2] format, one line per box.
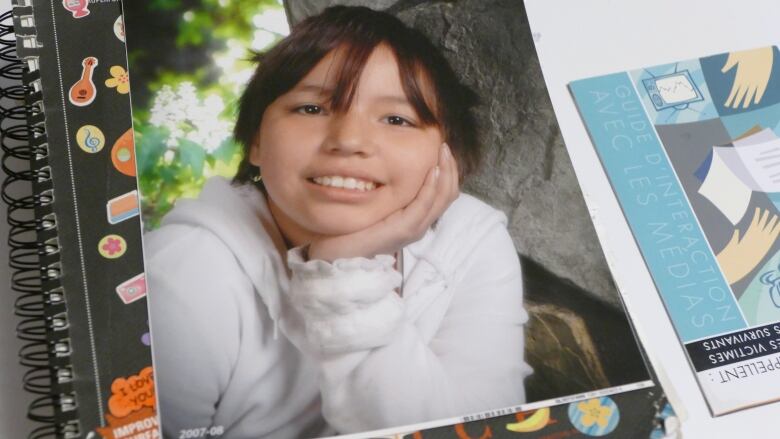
[285, 0, 621, 308]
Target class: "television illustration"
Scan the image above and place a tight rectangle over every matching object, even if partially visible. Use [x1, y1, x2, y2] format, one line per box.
[642, 69, 704, 110]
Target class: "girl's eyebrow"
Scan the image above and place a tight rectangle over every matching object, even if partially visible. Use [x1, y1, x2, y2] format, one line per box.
[289, 85, 412, 106]
[374, 95, 412, 105]
[292, 83, 334, 95]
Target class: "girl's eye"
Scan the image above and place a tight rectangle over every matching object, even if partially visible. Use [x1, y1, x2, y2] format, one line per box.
[295, 104, 324, 115]
[385, 115, 415, 127]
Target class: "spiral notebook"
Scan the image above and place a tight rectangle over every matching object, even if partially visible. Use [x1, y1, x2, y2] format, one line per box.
[4, 1, 156, 438]
[3, 1, 679, 438]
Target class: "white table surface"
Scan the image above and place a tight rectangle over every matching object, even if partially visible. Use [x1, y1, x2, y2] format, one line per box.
[3, 0, 779, 437]
[525, 0, 780, 436]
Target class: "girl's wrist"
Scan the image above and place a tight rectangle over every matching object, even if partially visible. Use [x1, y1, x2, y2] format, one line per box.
[308, 242, 342, 262]
[306, 242, 327, 262]
[300, 244, 311, 262]
[308, 240, 375, 262]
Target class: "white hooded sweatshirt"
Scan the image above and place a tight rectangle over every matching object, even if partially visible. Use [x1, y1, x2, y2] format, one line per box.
[144, 177, 531, 439]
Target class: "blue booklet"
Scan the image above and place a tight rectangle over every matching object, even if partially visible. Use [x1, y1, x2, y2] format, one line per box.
[571, 45, 780, 415]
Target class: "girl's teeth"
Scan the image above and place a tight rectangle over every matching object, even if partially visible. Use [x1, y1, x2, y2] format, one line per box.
[313, 176, 377, 191]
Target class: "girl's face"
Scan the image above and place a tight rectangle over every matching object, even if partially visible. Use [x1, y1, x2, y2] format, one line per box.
[250, 44, 444, 245]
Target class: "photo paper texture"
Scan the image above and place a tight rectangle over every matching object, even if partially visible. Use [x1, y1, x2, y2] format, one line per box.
[571, 45, 780, 415]
[124, 1, 657, 437]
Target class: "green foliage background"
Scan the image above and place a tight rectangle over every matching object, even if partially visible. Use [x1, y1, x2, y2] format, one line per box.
[125, 0, 286, 230]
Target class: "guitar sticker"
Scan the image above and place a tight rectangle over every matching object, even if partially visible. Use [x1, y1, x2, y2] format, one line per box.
[68, 57, 98, 107]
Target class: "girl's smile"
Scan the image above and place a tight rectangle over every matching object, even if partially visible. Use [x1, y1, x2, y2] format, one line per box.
[250, 44, 444, 246]
[310, 176, 378, 192]
[306, 173, 383, 202]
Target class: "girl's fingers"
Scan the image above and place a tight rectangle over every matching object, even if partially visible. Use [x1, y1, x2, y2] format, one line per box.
[439, 142, 458, 207]
[422, 144, 453, 224]
[363, 166, 438, 255]
[446, 143, 459, 201]
[396, 164, 439, 237]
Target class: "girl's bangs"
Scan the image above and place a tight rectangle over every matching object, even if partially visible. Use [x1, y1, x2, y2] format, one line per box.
[326, 38, 440, 126]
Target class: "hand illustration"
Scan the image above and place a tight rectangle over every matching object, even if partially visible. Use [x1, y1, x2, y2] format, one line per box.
[721, 47, 774, 109]
[716, 208, 780, 284]
[308, 143, 459, 262]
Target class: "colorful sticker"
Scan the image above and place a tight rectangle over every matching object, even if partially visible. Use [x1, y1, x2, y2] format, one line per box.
[116, 273, 146, 304]
[567, 397, 620, 437]
[107, 190, 139, 224]
[114, 15, 125, 42]
[107, 366, 155, 417]
[651, 402, 679, 439]
[454, 423, 492, 439]
[98, 234, 127, 259]
[95, 407, 159, 439]
[62, 0, 90, 19]
[75, 125, 105, 153]
[68, 57, 98, 107]
[106, 65, 130, 94]
[111, 129, 136, 176]
[141, 321, 151, 346]
[505, 407, 552, 433]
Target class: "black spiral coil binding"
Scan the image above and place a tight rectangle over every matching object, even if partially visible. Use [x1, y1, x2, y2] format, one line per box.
[3, 6, 80, 438]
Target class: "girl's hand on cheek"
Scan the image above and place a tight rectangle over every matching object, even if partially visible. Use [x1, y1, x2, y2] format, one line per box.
[307, 143, 459, 262]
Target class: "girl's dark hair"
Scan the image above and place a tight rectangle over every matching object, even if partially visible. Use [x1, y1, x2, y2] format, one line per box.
[233, 5, 481, 185]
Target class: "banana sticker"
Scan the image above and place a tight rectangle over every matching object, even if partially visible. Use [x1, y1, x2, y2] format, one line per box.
[505, 407, 551, 433]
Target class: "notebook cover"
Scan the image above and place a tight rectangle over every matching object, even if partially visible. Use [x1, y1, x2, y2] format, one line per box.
[11, 1, 156, 436]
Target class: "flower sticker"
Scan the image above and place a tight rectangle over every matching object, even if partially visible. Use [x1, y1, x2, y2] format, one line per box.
[578, 399, 611, 428]
[105, 65, 130, 94]
[567, 397, 619, 436]
[98, 234, 127, 259]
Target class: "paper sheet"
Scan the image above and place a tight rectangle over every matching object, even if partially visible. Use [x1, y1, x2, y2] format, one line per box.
[698, 149, 753, 224]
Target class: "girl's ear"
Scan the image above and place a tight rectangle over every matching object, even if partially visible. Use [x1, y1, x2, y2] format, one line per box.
[248, 131, 262, 166]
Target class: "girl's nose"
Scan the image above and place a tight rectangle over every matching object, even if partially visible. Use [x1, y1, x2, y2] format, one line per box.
[324, 112, 375, 157]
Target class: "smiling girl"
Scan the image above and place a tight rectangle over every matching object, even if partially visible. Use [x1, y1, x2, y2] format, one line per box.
[144, 6, 531, 438]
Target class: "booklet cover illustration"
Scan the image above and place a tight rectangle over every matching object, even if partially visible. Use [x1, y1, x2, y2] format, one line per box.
[571, 45, 780, 415]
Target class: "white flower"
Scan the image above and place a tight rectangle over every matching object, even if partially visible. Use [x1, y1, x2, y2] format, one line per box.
[148, 82, 232, 153]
